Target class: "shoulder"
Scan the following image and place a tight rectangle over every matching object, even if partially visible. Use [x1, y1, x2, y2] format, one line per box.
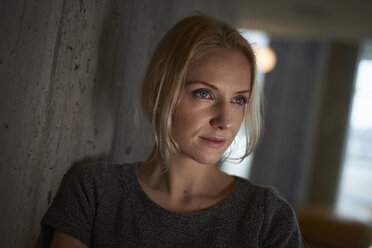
[234, 177, 295, 214]
[233, 178, 303, 247]
[42, 161, 139, 247]
[62, 160, 140, 199]
[66, 160, 109, 183]
[232, 177, 270, 206]
[263, 186, 296, 220]
[261, 188, 303, 247]
[65, 161, 137, 186]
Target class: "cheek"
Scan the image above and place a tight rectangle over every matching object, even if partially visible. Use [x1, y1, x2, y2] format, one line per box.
[172, 102, 208, 137]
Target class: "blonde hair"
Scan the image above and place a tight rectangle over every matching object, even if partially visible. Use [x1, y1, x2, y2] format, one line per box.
[141, 14, 261, 168]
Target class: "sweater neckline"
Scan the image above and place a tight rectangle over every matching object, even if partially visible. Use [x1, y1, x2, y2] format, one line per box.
[130, 162, 242, 219]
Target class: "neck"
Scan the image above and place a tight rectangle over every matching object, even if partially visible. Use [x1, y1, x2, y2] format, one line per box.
[140, 155, 233, 199]
[138, 154, 236, 214]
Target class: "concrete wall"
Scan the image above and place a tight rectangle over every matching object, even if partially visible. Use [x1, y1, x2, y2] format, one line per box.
[0, 1, 120, 246]
[0, 0, 236, 246]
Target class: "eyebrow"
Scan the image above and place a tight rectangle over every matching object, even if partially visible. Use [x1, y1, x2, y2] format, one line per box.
[186, 80, 250, 94]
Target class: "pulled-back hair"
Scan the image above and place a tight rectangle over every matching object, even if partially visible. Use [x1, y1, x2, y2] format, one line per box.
[141, 14, 261, 169]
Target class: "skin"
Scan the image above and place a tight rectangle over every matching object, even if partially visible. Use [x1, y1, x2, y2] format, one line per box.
[50, 231, 87, 248]
[173, 48, 251, 166]
[138, 48, 252, 214]
[51, 48, 252, 245]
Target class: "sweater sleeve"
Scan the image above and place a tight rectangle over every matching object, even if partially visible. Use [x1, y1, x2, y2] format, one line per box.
[41, 163, 107, 247]
[261, 188, 304, 248]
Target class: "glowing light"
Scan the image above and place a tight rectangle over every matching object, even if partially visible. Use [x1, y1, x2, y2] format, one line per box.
[255, 46, 277, 73]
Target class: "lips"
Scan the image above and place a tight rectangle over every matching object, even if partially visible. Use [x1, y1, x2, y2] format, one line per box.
[199, 136, 226, 148]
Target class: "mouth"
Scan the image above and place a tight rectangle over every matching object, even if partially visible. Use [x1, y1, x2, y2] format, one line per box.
[199, 136, 226, 148]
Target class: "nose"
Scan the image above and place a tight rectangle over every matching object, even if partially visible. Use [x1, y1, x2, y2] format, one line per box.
[209, 102, 233, 130]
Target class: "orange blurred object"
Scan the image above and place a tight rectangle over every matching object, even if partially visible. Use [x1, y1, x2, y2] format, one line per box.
[297, 205, 372, 248]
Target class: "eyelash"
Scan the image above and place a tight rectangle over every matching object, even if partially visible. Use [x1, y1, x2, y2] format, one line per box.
[233, 96, 248, 105]
[193, 89, 213, 100]
[192, 89, 248, 105]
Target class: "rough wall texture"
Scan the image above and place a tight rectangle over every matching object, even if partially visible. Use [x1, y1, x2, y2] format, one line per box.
[0, 0, 119, 246]
[0, 0, 236, 246]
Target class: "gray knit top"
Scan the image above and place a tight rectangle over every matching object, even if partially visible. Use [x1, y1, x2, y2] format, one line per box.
[42, 162, 303, 247]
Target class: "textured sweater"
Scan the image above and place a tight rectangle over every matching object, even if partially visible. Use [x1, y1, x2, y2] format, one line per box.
[42, 162, 303, 247]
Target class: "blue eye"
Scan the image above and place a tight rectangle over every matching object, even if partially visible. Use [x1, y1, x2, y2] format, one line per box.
[194, 90, 211, 99]
[233, 96, 248, 105]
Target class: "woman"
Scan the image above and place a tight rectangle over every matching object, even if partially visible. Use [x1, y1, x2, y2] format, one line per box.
[42, 14, 303, 247]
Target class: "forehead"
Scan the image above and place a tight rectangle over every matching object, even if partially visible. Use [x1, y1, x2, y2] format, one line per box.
[186, 48, 252, 90]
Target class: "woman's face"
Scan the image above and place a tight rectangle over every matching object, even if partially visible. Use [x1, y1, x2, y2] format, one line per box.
[172, 48, 252, 165]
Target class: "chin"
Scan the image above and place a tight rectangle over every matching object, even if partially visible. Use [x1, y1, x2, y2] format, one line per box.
[178, 145, 227, 166]
[191, 153, 223, 166]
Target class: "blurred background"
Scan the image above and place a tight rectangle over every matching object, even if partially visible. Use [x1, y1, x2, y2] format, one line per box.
[0, 0, 371, 247]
